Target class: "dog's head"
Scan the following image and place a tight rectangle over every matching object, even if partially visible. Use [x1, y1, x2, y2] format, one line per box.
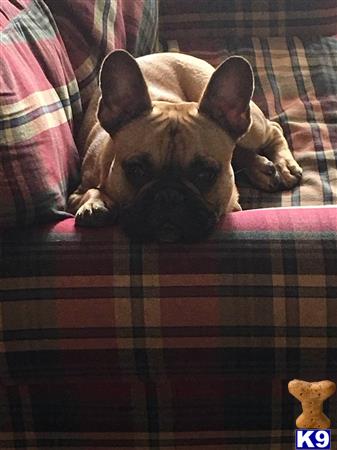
[96, 50, 254, 242]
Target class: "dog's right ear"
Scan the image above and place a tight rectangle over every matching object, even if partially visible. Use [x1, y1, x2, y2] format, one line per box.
[199, 56, 254, 139]
[98, 50, 152, 134]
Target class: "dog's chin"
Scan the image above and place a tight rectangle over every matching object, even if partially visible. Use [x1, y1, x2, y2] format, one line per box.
[120, 208, 217, 243]
[119, 183, 218, 243]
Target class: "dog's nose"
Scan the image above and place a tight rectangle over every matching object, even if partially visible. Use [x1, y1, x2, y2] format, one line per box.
[154, 188, 184, 206]
[157, 222, 182, 243]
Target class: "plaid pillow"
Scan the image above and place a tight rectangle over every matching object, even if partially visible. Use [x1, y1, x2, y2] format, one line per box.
[0, 0, 81, 227]
[160, 0, 337, 40]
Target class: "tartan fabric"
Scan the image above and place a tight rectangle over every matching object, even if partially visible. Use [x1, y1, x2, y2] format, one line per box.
[0, 206, 336, 447]
[1, 207, 337, 449]
[45, 0, 159, 110]
[160, 0, 337, 40]
[0, 0, 81, 228]
[162, 35, 337, 211]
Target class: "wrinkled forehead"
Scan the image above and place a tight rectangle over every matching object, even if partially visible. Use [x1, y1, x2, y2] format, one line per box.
[140, 103, 207, 168]
[160, 112, 200, 168]
[114, 102, 233, 169]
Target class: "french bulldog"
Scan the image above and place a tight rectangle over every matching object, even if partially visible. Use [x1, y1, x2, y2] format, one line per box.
[68, 50, 302, 242]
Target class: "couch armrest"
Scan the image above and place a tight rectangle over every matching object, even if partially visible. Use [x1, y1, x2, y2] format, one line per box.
[1, 206, 336, 383]
[1, 206, 336, 444]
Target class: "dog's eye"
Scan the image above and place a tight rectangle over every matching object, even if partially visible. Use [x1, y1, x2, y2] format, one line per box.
[188, 156, 220, 191]
[192, 168, 218, 191]
[123, 157, 153, 187]
[126, 163, 146, 178]
[196, 169, 217, 184]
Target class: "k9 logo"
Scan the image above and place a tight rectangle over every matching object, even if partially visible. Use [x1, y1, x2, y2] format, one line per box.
[295, 429, 331, 449]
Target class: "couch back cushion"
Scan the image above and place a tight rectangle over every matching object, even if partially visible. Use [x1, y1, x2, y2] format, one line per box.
[0, 0, 81, 227]
[160, 0, 337, 40]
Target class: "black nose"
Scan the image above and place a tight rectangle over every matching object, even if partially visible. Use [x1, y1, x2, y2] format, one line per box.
[154, 188, 184, 207]
[157, 222, 182, 243]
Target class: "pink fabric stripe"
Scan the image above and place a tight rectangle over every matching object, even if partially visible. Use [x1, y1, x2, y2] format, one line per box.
[47, 207, 337, 235]
[0, 0, 31, 30]
[220, 206, 337, 232]
[2, 40, 74, 103]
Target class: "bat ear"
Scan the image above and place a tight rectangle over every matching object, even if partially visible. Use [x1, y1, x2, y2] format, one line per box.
[98, 50, 152, 134]
[199, 56, 254, 138]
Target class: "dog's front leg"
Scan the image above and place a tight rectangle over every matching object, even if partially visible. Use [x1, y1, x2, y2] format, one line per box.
[234, 118, 302, 192]
[261, 121, 302, 189]
[68, 188, 117, 227]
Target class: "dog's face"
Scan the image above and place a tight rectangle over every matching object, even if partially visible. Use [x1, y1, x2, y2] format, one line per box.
[96, 51, 254, 242]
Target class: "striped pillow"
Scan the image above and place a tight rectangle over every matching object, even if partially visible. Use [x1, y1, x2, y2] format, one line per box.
[160, 0, 337, 40]
[0, 0, 81, 227]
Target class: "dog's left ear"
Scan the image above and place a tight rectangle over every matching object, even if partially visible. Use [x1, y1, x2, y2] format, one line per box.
[199, 56, 254, 139]
[98, 50, 152, 134]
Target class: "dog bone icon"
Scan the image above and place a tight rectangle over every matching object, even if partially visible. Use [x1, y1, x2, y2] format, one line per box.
[288, 379, 336, 429]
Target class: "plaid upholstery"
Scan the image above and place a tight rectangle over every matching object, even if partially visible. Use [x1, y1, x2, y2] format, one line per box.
[0, 0, 81, 228]
[1, 207, 337, 448]
[160, 0, 337, 40]
[161, 35, 337, 210]
[46, 0, 159, 109]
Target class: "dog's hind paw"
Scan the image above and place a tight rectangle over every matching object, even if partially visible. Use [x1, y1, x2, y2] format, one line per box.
[75, 201, 116, 227]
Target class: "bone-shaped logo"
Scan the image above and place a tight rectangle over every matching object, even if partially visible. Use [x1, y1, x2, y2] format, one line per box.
[288, 379, 336, 429]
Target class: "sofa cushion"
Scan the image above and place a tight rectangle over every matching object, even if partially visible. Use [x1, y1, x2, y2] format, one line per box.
[160, 0, 337, 40]
[162, 35, 337, 210]
[0, 0, 81, 228]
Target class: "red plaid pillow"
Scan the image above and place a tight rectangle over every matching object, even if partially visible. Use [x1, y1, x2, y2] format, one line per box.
[0, 0, 81, 227]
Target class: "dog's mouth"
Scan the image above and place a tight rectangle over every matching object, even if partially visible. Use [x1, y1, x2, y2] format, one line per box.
[119, 181, 217, 243]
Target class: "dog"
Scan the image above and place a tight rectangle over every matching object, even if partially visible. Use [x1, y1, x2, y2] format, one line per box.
[68, 50, 302, 242]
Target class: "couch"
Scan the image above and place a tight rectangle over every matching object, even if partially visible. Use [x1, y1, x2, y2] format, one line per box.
[1, 0, 336, 448]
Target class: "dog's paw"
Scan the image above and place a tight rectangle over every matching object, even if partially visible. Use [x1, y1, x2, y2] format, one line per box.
[273, 156, 303, 189]
[246, 155, 302, 192]
[75, 201, 116, 227]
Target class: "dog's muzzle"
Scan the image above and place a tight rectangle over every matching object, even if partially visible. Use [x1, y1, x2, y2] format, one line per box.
[119, 181, 217, 243]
